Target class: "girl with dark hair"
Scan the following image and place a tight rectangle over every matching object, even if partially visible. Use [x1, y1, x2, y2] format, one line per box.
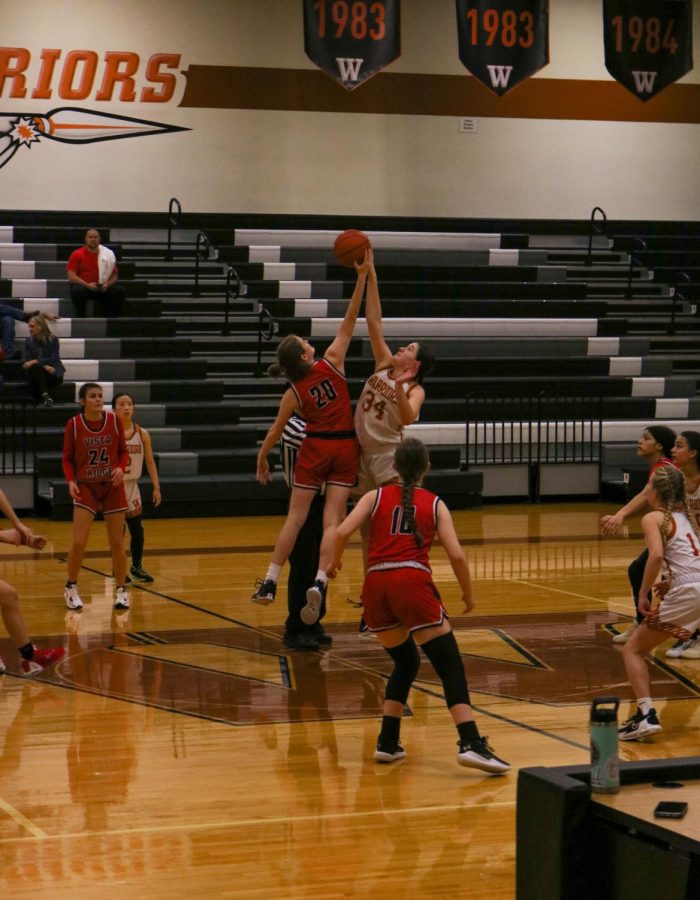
[601, 425, 676, 644]
[252, 256, 369, 622]
[21, 313, 65, 407]
[328, 438, 510, 774]
[666, 430, 700, 658]
[618, 464, 700, 740]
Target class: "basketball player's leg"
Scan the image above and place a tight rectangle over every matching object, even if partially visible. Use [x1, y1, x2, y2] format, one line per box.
[66, 506, 95, 582]
[105, 511, 128, 588]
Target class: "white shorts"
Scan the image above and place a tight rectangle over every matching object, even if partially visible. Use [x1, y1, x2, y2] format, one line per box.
[352, 448, 398, 496]
[647, 583, 700, 640]
[123, 479, 143, 518]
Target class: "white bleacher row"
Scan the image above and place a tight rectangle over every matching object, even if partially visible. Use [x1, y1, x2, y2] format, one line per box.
[407, 419, 700, 447]
[0, 244, 33, 261]
[233, 229, 503, 251]
[309, 314, 601, 337]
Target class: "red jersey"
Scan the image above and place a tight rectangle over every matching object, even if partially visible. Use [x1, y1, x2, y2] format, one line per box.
[367, 484, 439, 572]
[66, 246, 118, 283]
[290, 358, 354, 435]
[62, 411, 129, 483]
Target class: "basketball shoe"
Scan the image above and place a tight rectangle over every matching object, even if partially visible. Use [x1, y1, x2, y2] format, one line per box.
[21, 647, 66, 676]
[64, 583, 83, 610]
[252, 579, 276, 604]
[457, 737, 511, 774]
[374, 742, 406, 764]
[618, 708, 662, 741]
[114, 587, 130, 610]
[301, 580, 326, 625]
[130, 565, 154, 583]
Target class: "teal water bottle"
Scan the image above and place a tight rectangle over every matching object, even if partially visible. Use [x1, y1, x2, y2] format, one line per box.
[590, 696, 620, 794]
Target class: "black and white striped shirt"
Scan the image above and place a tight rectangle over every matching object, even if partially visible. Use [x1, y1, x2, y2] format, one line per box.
[279, 415, 306, 488]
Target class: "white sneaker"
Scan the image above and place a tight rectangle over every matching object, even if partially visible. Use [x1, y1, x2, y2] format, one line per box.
[680, 638, 700, 659]
[612, 622, 638, 644]
[457, 737, 511, 774]
[114, 587, 130, 610]
[666, 639, 692, 658]
[64, 584, 84, 610]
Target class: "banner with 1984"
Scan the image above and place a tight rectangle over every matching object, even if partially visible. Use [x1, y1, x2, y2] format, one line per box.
[303, 0, 401, 90]
[603, 0, 693, 101]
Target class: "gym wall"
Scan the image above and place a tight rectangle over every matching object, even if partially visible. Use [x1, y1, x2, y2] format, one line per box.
[2, 0, 699, 219]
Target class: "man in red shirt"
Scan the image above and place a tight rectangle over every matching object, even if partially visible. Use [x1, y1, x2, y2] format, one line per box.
[66, 228, 126, 318]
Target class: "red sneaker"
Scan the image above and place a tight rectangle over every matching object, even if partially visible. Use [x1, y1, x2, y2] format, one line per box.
[20, 646, 66, 676]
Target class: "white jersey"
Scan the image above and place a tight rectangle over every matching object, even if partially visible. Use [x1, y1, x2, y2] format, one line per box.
[685, 481, 700, 532]
[663, 511, 700, 585]
[123, 425, 144, 516]
[354, 367, 419, 453]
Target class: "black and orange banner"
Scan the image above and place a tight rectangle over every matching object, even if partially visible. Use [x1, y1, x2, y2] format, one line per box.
[455, 0, 549, 96]
[303, 0, 400, 91]
[603, 0, 693, 101]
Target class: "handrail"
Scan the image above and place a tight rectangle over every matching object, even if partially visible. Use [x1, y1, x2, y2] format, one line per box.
[0, 399, 36, 476]
[192, 231, 210, 298]
[222, 266, 275, 374]
[625, 237, 648, 299]
[670, 271, 692, 335]
[464, 390, 603, 501]
[586, 206, 607, 266]
[165, 197, 182, 261]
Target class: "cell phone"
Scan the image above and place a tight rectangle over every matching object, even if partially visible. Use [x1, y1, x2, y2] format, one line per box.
[654, 801, 688, 819]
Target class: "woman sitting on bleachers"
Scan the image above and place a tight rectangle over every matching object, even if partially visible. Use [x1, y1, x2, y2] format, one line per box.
[21, 313, 65, 408]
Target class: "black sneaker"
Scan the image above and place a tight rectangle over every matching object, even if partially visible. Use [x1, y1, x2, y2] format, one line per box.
[301, 580, 327, 624]
[457, 736, 511, 774]
[310, 623, 332, 645]
[618, 708, 662, 741]
[130, 565, 154, 583]
[282, 632, 320, 651]
[252, 578, 277, 604]
[374, 743, 406, 764]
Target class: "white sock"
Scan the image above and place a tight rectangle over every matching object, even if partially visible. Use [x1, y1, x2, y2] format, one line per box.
[637, 697, 653, 716]
[265, 563, 281, 583]
[315, 569, 327, 585]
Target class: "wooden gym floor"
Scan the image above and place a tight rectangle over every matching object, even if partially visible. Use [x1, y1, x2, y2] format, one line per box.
[1, 501, 698, 898]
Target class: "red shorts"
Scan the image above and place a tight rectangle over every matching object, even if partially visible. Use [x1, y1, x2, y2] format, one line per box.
[74, 481, 128, 516]
[362, 567, 447, 633]
[293, 436, 359, 491]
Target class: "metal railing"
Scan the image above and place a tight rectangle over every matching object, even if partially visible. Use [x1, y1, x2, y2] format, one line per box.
[625, 236, 648, 299]
[464, 391, 603, 501]
[0, 399, 36, 475]
[192, 231, 210, 298]
[165, 196, 181, 261]
[223, 266, 276, 375]
[671, 271, 692, 335]
[586, 206, 608, 266]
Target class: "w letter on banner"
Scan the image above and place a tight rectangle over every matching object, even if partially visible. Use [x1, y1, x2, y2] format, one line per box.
[303, 0, 400, 91]
[603, 0, 693, 101]
[455, 0, 549, 96]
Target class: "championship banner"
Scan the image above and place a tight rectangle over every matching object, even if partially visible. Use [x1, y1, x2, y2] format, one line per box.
[603, 0, 693, 101]
[455, 0, 549, 96]
[303, 0, 401, 91]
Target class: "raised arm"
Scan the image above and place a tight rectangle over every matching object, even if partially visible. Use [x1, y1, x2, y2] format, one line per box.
[324, 259, 369, 370]
[363, 250, 393, 370]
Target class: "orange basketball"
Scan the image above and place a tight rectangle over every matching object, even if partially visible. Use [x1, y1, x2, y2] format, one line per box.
[334, 229, 371, 267]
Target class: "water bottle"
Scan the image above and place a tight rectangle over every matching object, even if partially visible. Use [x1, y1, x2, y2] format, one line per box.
[590, 695, 620, 794]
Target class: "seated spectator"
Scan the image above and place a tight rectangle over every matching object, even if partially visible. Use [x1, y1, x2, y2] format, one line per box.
[0, 304, 58, 362]
[21, 313, 65, 407]
[66, 228, 126, 318]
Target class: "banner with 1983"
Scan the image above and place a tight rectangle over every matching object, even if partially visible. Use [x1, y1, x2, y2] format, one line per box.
[455, 0, 549, 96]
[303, 0, 401, 91]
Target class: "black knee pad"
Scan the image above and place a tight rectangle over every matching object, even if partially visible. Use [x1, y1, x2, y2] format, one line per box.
[385, 638, 421, 705]
[420, 631, 471, 708]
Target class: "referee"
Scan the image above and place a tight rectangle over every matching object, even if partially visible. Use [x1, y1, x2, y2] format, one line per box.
[280, 415, 332, 650]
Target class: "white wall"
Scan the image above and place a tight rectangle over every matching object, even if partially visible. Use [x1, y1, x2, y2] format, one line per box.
[1, 0, 698, 219]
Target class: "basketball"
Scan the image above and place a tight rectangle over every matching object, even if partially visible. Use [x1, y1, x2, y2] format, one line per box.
[334, 229, 371, 267]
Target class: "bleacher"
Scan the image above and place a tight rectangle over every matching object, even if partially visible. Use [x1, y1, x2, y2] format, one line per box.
[1, 213, 699, 517]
